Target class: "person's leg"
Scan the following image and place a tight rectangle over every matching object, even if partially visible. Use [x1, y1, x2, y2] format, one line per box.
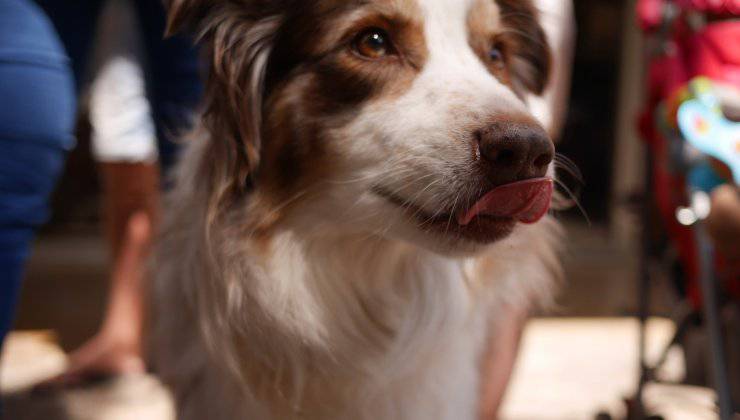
[51, 209, 152, 383]
[43, 0, 162, 384]
[478, 306, 528, 420]
[0, 0, 75, 350]
[36, 0, 202, 385]
[75, 0, 202, 374]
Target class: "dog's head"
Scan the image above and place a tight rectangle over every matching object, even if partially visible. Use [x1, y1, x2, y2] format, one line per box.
[170, 0, 554, 255]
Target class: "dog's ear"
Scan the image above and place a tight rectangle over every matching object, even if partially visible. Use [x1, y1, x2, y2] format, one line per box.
[165, 0, 283, 191]
[496, 0, 551, 95]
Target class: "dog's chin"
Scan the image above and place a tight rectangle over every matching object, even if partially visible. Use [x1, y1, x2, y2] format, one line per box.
[372, 188, 517, 256]
[281, 189, 517, 256]
[400, 212, 518, 256]
[399, 227, 510, 257]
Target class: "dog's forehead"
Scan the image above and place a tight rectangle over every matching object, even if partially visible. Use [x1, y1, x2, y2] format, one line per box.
[296, 0, 502, 46]
[416, 0, 502, 54]
[361, 0, 501, 29]
[416, 0, 481, 22]
[353, 0, 499, 20]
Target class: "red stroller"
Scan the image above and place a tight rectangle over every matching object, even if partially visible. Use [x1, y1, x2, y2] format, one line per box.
[626, 0, 740, 418]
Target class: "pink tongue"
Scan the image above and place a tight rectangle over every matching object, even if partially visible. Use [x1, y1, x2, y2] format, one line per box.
[457, 178, 553, 226]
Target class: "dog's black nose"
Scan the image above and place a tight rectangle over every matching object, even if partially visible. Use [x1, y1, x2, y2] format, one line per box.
[476, 121, 554, 183]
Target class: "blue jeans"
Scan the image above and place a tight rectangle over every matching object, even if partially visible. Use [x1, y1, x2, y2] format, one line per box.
[0, 0, 76, 350]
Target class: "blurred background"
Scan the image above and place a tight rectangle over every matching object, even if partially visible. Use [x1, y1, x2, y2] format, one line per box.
[1, 0, 738, 419]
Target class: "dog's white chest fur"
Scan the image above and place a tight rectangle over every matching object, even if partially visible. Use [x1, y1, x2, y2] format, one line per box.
[239, 233, 488, 420]
[154, 189, 560, 419]
[154, 223, 552, 420]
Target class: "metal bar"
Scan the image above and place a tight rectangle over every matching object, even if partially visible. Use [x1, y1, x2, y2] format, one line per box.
[651, 309, 697, 374]
[694, 221, 734, 419]
[633, 145, 654, 419]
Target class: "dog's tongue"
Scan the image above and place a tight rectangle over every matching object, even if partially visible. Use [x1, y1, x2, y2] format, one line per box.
[457, 178, 553, 226]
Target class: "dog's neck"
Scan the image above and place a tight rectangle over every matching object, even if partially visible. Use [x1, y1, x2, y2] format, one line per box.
[171, 186, 558, 417]
[227, 230, 485, 415]
[253, 230, 479, 354]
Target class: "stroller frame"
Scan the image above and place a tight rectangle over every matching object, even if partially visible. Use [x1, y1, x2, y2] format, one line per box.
[630, 2, 739, 417]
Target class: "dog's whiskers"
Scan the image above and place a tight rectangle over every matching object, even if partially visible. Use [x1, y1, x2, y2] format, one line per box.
[443, 186, 468, 236]
[404, 179, 444, 219]
[553, 154, 583, 185]
[552, 178, 591, 225]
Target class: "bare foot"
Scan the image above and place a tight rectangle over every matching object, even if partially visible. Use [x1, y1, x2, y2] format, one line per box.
[38, 332, 146, 389]
[36, 213, 151, 390]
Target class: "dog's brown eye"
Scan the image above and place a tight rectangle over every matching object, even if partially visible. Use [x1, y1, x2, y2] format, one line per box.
[489, 45, 504, 63]
[354, 28, 391, 59]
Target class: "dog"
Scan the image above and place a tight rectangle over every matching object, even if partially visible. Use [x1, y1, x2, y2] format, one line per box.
[151, 1, 562, 419]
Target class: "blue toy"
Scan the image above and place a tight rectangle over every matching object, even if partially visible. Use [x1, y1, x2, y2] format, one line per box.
[677, 78, 740, 184]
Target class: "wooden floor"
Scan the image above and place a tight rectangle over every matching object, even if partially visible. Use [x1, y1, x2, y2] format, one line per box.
[1, 333, 174, 420]
[501, 318, 717, 420]
[1, 319, 718, 420]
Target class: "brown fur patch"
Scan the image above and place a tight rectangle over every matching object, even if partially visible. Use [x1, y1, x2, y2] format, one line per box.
[266, 0, 428, 111]
[467, 0, 512, 87]
[257, 0, 429, 198]
[164, 0, 429, 216]
[468, 0, 551, 95]
[493, 0, 551, 94]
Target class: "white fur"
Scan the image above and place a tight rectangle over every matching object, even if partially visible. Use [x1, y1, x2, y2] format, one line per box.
[289, 0, 532, 255]
[152, 1, 561, 419]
